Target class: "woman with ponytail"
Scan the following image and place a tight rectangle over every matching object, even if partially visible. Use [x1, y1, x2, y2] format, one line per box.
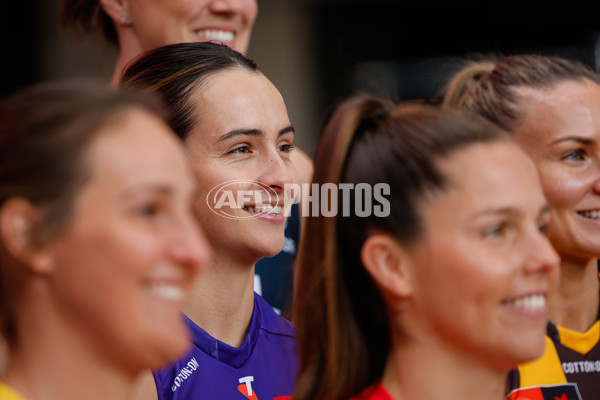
[444, 54, 600, 400]
[292, 95, 560, 400]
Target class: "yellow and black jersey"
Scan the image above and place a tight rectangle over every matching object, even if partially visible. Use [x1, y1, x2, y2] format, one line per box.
[0, 381, 26, 400]
[506, 320, 600, 400]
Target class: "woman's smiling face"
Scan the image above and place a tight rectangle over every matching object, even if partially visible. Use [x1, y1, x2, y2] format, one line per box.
[514, 80, 600, 261]
[122, 0, 258, 54]
[405, 141, 559, 371]
[185, 67, 296, 263]
[45, 109, 210, 371]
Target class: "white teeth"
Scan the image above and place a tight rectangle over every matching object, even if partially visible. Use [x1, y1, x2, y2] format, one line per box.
[507, 294, 546, 311]
[243, 205, 282, 214]
[579, 210, 600, 219]
[146, 284, 184, 302]
[196, 29, 235, 42]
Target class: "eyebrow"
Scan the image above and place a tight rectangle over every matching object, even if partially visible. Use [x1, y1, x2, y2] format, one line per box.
[118, 184, 177, 202]
[549, 136, 594, 146]
[476, 207, 520, 218]
[475, 204, 550, 219]
[538, 204, 551, 218]
[218, 125, 295, 142]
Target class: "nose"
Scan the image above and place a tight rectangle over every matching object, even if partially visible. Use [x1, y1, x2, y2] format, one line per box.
[593, 173, 600, 195]
[523, 228, 560, 281]
[209, 0, 247, 14]
[170, 213, 212, 274]
[256, 148, 296, 195]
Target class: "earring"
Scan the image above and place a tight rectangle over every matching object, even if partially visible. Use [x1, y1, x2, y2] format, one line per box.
[119, 12, 131, 24]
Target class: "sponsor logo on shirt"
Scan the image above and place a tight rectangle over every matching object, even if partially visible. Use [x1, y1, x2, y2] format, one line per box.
[562, 360, 600, 374]
[236, 376, 292, 400]
[505, 383, 582, 400]
[171, 357, 200, 392]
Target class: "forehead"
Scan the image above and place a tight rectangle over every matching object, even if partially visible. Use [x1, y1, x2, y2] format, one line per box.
[516, 80, 600, 139]
[86, 109, 189, 186]
[188, 68, 290, 135]
[422, 142, 543, 218]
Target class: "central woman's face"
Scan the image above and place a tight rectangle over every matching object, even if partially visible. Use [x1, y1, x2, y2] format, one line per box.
[185, 68, 296, 263]
[47, 109, 210, 372]
[407, 142, 559, 371]
[514, 80, 600, 261]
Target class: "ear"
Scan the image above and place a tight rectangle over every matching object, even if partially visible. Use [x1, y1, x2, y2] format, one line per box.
[361, 233, 412, 299]
[0, 198, 54, 275]
[99, 0, 132, 26]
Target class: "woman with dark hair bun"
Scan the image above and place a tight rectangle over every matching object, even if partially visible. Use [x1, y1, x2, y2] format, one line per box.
[121, 42, 299, 400]
[0, 80, 210, 400]
[292, 95, 560, 400]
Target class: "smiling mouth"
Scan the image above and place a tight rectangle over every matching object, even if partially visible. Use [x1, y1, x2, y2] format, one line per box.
[242, 205, 282, 214]
[578, 210, 600, 219]
[144, 283, 185, 302]
[196, 29, 235, 43]
[502, 294, 546, 312]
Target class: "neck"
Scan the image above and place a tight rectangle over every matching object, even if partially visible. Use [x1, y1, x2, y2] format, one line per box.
[182, 252, 256, 347]
[382, 337, 506, 400]
[549, 257, 599, 332]
[110, 48, 135, 88]
[5, 286, 134, 400]
[110, 31, 145, 88]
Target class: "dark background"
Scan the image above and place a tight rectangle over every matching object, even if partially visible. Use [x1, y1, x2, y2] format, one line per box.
[2, 0, 600, 154]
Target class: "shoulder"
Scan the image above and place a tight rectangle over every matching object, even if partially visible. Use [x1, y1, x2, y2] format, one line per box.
[350, 382, 394, 400]
[255, 293, 296, 338]
[0, 382, 27, 400]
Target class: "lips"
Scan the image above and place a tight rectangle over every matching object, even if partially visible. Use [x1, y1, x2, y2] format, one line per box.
[195, 29, 235, 43]
[242, 204, 283, 214]
[502, 293, 546, 312]
[144, 282, 186, 302]
[577, 209, 600, 219]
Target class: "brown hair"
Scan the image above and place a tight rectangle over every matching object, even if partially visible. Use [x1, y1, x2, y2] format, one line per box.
[443, 53, 600, 132]
[0, 79, 164, 344]
[61, 0, 118, 45]
[292, 94, 512, 400]
[120, 42, 260, 141]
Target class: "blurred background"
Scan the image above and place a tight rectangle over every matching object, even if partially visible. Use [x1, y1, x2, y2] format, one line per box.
[2, 0, 600, 157]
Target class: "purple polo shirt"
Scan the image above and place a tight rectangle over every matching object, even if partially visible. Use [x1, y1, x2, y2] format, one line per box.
[153, 293, 297, 400]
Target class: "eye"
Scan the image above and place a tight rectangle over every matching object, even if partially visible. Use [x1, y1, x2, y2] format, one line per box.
[483, 222, 508, 238]
[136, 202, 160, 217]
[277, 142, 295, 153]
[229, 145, 250, 154]
[562, 149, 587, 162]
[537, 222, 550, 236]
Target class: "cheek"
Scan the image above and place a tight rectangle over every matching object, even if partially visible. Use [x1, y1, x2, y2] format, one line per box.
[243, 1, 259, 23]
[49, 240, 132, 335]
[55, 226, 157, 297]
[539, 168, 586, 210]
[423, 242, 508, 309]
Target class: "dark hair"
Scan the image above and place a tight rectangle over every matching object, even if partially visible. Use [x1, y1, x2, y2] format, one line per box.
[292, 94, 512, 400]
[61, 0, 118, 46]
[0, 79, 164, 344]
[120, 42, 260, 141]
[443, 53, 600, 132]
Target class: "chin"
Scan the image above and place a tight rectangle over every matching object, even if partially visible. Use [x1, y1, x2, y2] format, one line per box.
[256, 246, 283, 260]
[508, 339, 546, 367]
[147, 333, 193, 369]
[247, 234, 285, 258]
